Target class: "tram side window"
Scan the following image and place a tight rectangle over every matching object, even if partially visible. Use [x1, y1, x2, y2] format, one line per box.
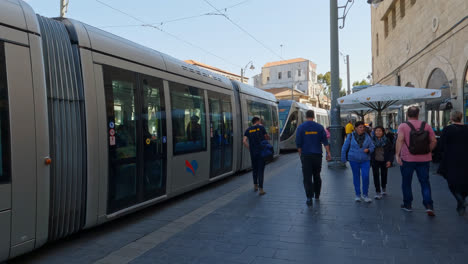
[0, 42, 10, 183]
[170, 82, 206, 154]
[247, 100, 272, 137]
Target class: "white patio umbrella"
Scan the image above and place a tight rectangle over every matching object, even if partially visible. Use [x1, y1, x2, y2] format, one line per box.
[337, 84, 442, 126]
[341, 106, 374, 121]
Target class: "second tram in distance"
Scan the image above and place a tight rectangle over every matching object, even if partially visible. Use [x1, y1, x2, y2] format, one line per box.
[279, 100, 329, 150]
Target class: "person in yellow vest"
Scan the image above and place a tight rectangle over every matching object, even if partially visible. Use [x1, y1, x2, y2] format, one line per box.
[345, 120, 354, 135]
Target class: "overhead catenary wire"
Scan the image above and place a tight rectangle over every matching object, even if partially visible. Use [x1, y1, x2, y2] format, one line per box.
[98, 0, 251, 28]
[202, 0, 284, 60]
[94, 0, 242, 68]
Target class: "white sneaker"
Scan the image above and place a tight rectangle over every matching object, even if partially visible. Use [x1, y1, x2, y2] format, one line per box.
[363, 196, 372, 203]
[382, 189, 387, 195]
[375, 194, 383, 200]
[355, 196, 362, 202]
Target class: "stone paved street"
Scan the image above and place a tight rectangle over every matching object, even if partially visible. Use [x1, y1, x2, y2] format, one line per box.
[8, 152, 468, 264]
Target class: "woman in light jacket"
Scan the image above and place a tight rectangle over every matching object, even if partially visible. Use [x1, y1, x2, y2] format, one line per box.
[341, 121, 375, 202]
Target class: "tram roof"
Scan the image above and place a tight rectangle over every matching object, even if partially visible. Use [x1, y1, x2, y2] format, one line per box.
[1, 0, 41, 35]
[65, 19, 234, 90]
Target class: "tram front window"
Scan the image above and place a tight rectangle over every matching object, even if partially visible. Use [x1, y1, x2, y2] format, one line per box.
[281, 111, 298, 141]
[278, 101, 292, 133]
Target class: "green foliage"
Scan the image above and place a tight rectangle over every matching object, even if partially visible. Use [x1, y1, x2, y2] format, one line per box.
[318, 71, 343, 99]
[352, 79, 370, 87]
[339, 89, 347, 97]
[317, 71, 342, 89]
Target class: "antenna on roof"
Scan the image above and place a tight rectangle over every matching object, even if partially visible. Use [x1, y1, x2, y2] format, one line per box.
[60, 0, 69, 18]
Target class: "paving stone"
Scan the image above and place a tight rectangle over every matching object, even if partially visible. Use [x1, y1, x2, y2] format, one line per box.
[7, 153, 468, 264]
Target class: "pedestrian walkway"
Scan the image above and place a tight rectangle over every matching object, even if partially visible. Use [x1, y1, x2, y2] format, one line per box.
[8, 153, 468, 264]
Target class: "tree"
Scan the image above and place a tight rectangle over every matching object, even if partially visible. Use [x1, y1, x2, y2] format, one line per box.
[317, 71, 342, 89]
[352, 79, 370, 87]
[317, 71, 342, 100]
[339, 89, 347, 97]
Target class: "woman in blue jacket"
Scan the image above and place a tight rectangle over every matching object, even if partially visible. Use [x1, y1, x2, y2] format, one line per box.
[341, 121, 375, 202]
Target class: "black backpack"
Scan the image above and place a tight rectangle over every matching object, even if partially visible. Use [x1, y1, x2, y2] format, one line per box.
[405, 121, 431, 155]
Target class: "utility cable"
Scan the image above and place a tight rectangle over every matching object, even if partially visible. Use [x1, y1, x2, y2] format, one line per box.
[98, 0, 251, 28]
[95, 0, 242, 68]
[202, 0, 284, 60]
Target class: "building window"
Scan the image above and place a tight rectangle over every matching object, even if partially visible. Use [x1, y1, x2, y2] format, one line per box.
[384, 17, 389, 38]
[376, 34, 379, 56]
[266, 76, 270, 82]
[391, 8, 396, 29]
[298, 70, 301, 77]
[278, 72, 282, 79]
[400, 0, 406, 18]
[287, 71, 291, 78]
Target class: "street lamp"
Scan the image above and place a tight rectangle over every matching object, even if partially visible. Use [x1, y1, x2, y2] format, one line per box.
[241, 61, 255, 83]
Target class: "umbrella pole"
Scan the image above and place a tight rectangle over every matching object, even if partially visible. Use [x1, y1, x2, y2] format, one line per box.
[377, 109, 383, 127]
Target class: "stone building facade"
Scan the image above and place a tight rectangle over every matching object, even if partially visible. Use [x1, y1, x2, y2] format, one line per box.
[252, 58, 321, 97]
[371, 0, 468, 129]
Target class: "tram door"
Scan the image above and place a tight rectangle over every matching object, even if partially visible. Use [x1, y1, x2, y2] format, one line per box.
[104, 66, 166, 213]
[0, 41, 11, 261]
[208, 92, 233, 178]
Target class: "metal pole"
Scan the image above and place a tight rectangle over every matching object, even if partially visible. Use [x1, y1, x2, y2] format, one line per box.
[60, 0, 69, 18]
[328, 0, 345, 168]
[291, 83, 294, 101]
[240, 68, 244, 83]
[346, 55, 351, 95]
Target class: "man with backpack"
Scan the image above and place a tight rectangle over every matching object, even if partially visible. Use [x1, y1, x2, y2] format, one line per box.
[296, 110, 331, 206]
[243, 116, 270, 195]
[395, 106, 437, 216]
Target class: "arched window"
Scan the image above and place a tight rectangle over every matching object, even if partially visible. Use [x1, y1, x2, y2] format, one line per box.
[426, 68, 450, 133]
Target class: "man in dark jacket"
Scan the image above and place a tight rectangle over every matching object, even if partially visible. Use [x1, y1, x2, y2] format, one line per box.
[296, 110, 331, 206]
[243, 116, 270, 195]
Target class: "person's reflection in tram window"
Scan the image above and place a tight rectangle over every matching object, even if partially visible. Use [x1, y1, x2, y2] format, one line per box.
[186, 115, 202, 143]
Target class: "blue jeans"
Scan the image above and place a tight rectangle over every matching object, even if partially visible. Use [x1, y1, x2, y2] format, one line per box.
[400, 161, 433, 207]
[251, 155, 265, 188]
[349, 161, 370, 197]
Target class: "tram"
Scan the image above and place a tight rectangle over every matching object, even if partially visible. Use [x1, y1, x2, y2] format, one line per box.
[0, 0, 280, 260]
[278, 100, 329, 150]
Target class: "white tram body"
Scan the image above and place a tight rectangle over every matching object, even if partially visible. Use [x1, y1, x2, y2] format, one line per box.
[0, 0, 280, 260]
[278, 100, 329, 150]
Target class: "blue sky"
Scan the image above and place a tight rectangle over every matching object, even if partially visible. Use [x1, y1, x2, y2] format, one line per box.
[25, 0, 372, 86]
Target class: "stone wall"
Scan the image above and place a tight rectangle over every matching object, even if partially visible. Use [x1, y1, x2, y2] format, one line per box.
[371, 0, 468, 117]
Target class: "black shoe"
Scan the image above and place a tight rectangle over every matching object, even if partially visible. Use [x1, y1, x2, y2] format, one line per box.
[306, 198, 312, 206]
[400, 204, 412, 212]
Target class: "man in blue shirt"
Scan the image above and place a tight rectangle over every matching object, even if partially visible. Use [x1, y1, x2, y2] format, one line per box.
[296, 110, 331, 206]
[243, 117, 270, 195]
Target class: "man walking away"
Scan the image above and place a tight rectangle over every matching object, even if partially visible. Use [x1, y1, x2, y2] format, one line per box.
[243, 116, 270, 195]
[296, 110, 332, 206]
[395, 106, 437, 216]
